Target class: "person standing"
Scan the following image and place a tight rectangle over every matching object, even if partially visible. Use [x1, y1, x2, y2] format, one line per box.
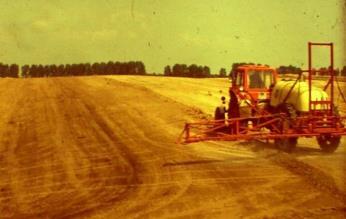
[214, 96, 227, 120]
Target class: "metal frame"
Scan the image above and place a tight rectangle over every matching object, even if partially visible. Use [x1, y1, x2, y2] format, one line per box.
[308, 42, 334, 115]
[177, 115, 346, 144]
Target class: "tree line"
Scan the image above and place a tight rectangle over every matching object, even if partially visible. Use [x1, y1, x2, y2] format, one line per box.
[1, 61, 346, 78]
[277, 65, 346, 76]
[21, 61, 146, 78]
[0, 63, 19, 78]
[164, 64, 211, 78]
[276, 65, 302, 74]
[311, 66, 346, 76]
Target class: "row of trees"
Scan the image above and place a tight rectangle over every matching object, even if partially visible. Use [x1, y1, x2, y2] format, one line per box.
[1, 61, 346, 78]
[277, 65, 346, 76]
[276, 65, 302, 74]
[312, 66, 346, 76]
[164, 64, 211, 78]
[21, 61, 146, 78]
[0, 63, 19, 78]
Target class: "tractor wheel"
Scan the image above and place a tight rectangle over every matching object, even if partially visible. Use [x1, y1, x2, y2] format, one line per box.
[317, 135, 340, 153]
[274, 138, 297, 153]
[274, 104, 298, 152]
[317, 107, 342, 153]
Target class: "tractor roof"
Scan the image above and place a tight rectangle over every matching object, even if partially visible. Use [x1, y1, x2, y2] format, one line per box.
[237, 65, 275, 71]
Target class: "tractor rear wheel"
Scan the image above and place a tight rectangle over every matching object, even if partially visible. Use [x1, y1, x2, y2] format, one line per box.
[317, 107, 342, 153]
[275, 104, 298, 152]
[274, 138, 297, 153]
[317, 135, 340, 153]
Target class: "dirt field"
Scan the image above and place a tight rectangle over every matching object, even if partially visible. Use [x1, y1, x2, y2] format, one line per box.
[0, 76, 345, 218]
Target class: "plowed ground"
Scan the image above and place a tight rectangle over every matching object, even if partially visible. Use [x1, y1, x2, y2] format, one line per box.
[0, 76, 345, 218]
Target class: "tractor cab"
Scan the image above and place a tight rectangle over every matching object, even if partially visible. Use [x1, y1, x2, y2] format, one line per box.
[231, 65, 278, 102]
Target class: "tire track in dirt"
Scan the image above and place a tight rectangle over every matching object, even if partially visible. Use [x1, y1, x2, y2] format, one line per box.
[0, 79, 76, 218]
[57, 77, 192, 218]
[248, 137, 346, 204]
[0, 79, 45, 218]
[0, 78, 140, 218]
[39, 78, 141, 218]
[235, 142, 346, 217]
[1, 77, 194, 218]
[268, 152, 346, 202]
[0, 83, 22, 217]
[58, 78, 195, 218]
[79, 77, 261, 218]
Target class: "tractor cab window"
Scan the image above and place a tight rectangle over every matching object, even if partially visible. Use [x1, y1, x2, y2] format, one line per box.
[248, 70, 273, 89]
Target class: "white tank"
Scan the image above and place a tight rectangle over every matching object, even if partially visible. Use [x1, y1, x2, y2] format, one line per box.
[270, 80, 329, 112]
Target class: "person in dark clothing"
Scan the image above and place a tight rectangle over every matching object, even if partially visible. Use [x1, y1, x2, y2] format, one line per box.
[214, 96, 227, 120]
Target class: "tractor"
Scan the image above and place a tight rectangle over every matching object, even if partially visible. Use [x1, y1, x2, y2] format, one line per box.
[178, 42, 346, 152]
[219, 64, 277, 120]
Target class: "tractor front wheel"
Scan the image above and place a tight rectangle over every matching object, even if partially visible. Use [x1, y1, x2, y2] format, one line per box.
[317, 135, 340, 153]
[274, 138, 297, 153]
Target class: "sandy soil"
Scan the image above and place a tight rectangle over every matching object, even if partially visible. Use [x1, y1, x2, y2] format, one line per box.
[0, 76, 345, 218]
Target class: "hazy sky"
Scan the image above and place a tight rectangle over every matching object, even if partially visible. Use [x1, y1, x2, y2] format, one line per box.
[0, 0, 344, 73]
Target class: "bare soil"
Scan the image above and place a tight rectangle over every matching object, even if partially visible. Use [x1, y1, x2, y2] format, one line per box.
[0, 76, 345, 218]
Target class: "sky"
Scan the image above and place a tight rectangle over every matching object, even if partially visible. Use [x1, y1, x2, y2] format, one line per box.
[0, 0, 345, 73]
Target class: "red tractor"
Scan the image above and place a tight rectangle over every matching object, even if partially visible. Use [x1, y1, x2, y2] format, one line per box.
[179, 43, 346, 153]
